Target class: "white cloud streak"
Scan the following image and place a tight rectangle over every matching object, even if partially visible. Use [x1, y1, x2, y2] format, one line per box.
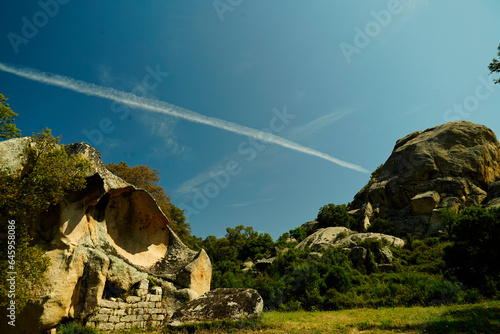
[0, 62, 368, 173]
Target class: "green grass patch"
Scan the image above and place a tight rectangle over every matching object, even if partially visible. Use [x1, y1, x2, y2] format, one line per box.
[162, 317, 267, 333]
[164, 300, 500, 333]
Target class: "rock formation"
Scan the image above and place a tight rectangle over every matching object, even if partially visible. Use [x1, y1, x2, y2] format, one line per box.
[0, 139, 212, 333]
[167, 288, 263, 327]
[350, 120, 500, 237]
[295, 227, 403, 266]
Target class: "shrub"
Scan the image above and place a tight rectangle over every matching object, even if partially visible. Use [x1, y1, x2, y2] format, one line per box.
[289, 226, 307, 243]
[443, 206, 500, 296]
[316, 204, 354, 229]
[367, 218, 395, 235]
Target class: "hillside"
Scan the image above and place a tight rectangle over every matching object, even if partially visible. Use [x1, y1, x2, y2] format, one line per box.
[1, 120, 500, 333]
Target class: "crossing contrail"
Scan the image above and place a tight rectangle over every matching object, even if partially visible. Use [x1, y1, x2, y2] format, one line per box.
[0, 62, 368, 173]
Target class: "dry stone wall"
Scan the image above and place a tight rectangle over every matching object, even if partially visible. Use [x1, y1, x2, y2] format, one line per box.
[86, 280, 167, 331]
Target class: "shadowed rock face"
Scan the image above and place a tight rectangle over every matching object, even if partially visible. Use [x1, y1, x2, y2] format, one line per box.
[350, 121, 500, 236]
[0, 139, 211, 333]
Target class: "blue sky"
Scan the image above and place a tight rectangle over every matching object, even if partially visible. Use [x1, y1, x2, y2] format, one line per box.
[1, 0, 499, 240]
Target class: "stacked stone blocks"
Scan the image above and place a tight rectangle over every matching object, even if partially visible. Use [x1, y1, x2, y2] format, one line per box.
[87, 280, 167, 331]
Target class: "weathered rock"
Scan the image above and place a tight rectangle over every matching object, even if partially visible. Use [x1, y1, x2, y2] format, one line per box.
[301, 220, 320, 235]
[380, 246, 393, 264]
[241, 261, 254, 272]
[350, 121, 500, 236]
[296, 227, 352, 250]
[106, 255, 148, 291]
[168, 289, 263, 327]
[333, 233, 405, 248]
[358, 202, 374, 232]
[411, 191, 441, 214]
[255, 257, 275, 272]
[0, 139, 212, 333]
[437, 197, 461, 213]
[486, 197, 500, 209]
[488, 181, 500, 200]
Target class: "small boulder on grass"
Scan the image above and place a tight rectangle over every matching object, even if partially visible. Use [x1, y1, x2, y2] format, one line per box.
[167, 288, 263, 327]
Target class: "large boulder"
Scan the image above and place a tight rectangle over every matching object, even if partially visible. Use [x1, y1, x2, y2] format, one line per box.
[295, 227, 404, 250]
[296, 227, 352, 250]
[0, 139, 212, 333]
[333, 232, 404, 248]
[350, 121, 500, 236]
[168, 288, 263, 327]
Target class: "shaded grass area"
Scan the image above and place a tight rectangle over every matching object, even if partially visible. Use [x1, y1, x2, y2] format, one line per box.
[161, 300, 500, 333]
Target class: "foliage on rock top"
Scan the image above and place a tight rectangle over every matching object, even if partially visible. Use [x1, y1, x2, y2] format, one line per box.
[0, 94, 21, 140]
[316, 203, 355, 230]
[0, 127, 91, 312]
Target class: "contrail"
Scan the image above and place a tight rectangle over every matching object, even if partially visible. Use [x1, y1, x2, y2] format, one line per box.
[0, 62, 368, 173]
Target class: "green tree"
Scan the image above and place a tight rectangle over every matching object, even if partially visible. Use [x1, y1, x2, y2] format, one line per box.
[105, 161, 193, 244]
[0, 128, 90, 312]
[316, 203, 354, 229]
[443, 206, 500, 296]
[289, 226, 307, 243]
[489, 43, 500, 84]
[0, 94, 21, 140]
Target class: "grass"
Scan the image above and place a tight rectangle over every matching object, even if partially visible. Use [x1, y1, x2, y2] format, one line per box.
[162, 300, 500, 334]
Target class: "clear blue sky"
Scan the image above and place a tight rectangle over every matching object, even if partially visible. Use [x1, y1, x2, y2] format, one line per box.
[1, 0, 499, 240]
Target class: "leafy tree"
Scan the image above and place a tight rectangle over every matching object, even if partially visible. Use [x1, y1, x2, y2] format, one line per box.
[105, 161, 193, 244]
[0, 94, 21, 140]
[289, 226, 307, 243]
[316, 203, 354, 229]
[0, 128, 90, 312]
[443, 206, 500, 296]
[223, 225, 273, 261]
[367, 218, 395, 235]
[489, 43, 500, 84]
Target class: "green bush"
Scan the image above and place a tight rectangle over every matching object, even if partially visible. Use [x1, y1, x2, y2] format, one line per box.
[443, 206, 500, 296]
[289, 226, 307, 243]
[316, 204, 355, 229]
[367, 218, 395, 235]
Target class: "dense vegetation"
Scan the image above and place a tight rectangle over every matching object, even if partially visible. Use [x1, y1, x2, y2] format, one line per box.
[193, 210, 496, 312]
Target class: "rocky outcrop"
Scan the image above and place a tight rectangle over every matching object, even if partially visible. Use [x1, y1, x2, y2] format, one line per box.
[0, 139, 212, 333]
[350, 121, 500, 237]
[295, 227, 404, 250]
[295, 227, 352, 250]
[168, 288, 263, 327]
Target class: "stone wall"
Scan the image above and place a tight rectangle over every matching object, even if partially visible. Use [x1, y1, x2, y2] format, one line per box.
[86, 280, 167, 331]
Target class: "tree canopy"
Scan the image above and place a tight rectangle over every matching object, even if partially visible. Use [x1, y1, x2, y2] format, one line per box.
[316, 203, 355, 229]
[489, 43, 500, 84]
[0, 94, 21, 140]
